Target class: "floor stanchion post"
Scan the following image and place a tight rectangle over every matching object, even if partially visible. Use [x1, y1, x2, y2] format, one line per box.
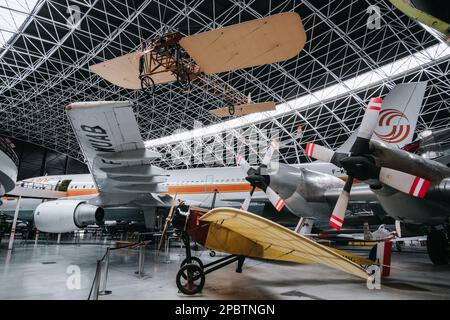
[99, 247, 112, 295]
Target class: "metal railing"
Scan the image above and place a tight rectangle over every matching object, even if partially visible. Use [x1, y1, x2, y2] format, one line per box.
[87, 239, 152, 300]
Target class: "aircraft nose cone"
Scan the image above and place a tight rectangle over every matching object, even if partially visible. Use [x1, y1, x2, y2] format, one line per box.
[340, 155, 379, 180]
[245, 174, 270, 190]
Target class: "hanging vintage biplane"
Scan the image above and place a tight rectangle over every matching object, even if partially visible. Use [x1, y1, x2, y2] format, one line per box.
[89, 12, 306, 117]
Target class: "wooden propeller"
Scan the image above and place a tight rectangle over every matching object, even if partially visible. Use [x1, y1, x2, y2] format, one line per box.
[157, 194, 178, 254]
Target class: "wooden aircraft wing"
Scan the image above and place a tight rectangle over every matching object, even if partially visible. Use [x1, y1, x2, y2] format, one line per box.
[209, 102, 276, 118]
[200, 208, 371, 280]
[180, 12, 306, 75]
[89, 52, 142, 89]
[89, 52, 176, 89]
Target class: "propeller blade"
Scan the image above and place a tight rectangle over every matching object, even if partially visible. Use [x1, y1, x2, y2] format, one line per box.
[265, 186, 285, 212]
[236, 154, 251, 174]
[329, 177, 353, 230]
[305, 143, 335, 162]
[379, 167, 430, 199]
[240, 186, 256, 211]
[157, 194, 178, 253]
[357, 97, 382, 140]
[262, 139, 278, 167]
[349, 97, 383, 155]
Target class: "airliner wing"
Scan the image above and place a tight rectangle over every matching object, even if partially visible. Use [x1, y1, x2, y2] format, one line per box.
[65, 101, 168, 195]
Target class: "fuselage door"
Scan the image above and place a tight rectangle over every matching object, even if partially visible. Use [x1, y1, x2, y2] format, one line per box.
[56, 179, 72, 192]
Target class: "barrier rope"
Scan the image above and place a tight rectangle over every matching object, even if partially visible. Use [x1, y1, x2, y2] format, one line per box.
[87, 239, 152, 299]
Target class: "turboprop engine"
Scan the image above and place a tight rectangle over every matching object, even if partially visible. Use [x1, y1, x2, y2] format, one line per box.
[268, 164, 345, 219]
[237, 157, 344, 220]
[34, 200, 104, 233]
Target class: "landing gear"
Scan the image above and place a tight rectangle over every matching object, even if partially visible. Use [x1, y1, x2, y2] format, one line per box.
[176, 264, 205, 295]
[175, 66, 191, 91]
[228, 104, 235, 116]
[140, 75, 155, 96]
[175, 232, 245, 295]
[427, 229, 449, 265]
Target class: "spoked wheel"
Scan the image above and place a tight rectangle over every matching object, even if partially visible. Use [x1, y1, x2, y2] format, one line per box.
[228, 104, 235, 116]
[176, 264, 205, 295]
[140, 75, 155, 96]
[175, 67, 190, 91]
[180, 256, 203, 269]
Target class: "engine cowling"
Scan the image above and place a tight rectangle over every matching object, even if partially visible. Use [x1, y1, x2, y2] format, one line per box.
[34, 200, 104, 233]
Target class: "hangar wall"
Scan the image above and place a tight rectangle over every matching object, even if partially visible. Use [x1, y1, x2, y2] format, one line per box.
[1, 136, 89, 181]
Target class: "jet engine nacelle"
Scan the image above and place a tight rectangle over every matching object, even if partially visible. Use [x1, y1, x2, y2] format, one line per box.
[34, 200, 104, 233]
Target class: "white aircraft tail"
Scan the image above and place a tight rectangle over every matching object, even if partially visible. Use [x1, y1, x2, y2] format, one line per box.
[338, 82, 427, 152]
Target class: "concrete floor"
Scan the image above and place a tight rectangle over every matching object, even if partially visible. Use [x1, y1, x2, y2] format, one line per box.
[0, 241, 450, 300]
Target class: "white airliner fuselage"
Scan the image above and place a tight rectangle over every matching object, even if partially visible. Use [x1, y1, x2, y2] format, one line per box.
[0, 162, 345, 221]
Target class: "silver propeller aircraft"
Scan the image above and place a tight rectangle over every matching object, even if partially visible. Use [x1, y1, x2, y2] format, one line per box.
[233, 82, 450, 265]
[235, 82, 427, 224]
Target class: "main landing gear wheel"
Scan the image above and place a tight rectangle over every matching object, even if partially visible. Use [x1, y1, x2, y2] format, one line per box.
[228, 104, 235, 116]
[176, 264, 205, 295]
[140, 75, 155, 97]
[427, 230, 450, 265]
[180, 256, 203, 269]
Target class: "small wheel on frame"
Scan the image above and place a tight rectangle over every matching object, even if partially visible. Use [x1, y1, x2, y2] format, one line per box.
[209, 251, 216, 257]
[140, 75, 155, 96]
[176, 264, 205, 295]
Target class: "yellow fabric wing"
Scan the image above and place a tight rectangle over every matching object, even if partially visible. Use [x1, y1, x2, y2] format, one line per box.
[200, 208, 370, 280]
